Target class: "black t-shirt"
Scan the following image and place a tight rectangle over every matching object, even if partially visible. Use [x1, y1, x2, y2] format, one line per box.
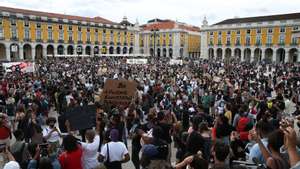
[158, 122, 172, 144]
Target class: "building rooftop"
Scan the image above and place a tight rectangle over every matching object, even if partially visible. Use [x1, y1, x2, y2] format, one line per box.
[214, 12, 300, 25]
[142, 19, 200, 32]
[0, 6, 115, 24]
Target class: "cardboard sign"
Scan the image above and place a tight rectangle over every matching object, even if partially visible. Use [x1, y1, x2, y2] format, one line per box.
[126, 59, 148, 64]
[101, 79, 137, 108]
[169, 59, 183, 65]
[3, 62, 35, 73]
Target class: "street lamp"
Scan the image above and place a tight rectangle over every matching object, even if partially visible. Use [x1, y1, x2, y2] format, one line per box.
[150, 28, 159, 58]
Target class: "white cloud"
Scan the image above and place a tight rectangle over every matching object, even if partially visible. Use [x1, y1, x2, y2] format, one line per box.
[0, 0, 299, 26]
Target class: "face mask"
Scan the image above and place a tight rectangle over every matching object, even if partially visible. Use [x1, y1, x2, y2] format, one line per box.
[49, 124, 55, 128]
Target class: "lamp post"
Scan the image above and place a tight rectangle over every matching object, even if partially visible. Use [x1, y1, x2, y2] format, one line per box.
[151, 28, 159, 58]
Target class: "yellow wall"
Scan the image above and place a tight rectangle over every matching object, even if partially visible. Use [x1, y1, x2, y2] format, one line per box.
[29, 21, 36, 41]
[17, 20, 24, 41]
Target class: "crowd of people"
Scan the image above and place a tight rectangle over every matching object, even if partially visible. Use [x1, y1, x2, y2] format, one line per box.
[0, 56, 300, 169]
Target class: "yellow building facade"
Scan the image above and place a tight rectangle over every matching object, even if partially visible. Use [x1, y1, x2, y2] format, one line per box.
[139, 19, 201, 58]
[200, 13, 300, 63]
[0, 6, 140, 61]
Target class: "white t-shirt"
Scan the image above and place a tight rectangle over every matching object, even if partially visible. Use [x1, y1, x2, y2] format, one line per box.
[42, 127, 60, 143]
[81, 135, 100, 169]
[100, 141, 128, 162]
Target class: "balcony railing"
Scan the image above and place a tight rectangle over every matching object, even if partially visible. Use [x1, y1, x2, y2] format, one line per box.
[47, 39, 54, 43]
[266, 43, 273, 47]
[290, 42, 298, 46]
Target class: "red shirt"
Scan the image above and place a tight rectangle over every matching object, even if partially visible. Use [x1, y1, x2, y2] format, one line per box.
[59, 146, 83, 169]
[0, 126, 10, 140]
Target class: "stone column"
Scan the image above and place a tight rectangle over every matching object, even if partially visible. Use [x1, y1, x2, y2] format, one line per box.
[250, 49, 254, 62]
[54, 46, 58, 57]
[19, 46, 24, 60]
[31, 48, 36, 61]
[284, 50, 289, 63]
[261, 49, 265, 61]
[6, 46, 10, 61]
[241, 48, 245, 62]
[272, 49, 276, 63]
[43, 46, 47, 59]
[214, 48, 217, 60]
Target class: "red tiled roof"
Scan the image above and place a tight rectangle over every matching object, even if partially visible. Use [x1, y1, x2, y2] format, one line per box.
[142, 19, 200, 32]
[0, 6, 115, 24]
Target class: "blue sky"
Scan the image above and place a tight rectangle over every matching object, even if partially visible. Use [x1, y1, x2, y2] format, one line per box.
[0, 0, 299, 26]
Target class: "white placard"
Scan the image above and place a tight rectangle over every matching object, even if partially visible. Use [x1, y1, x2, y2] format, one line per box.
[169, 59, 183, 65]
[126, 59, 148, 64]
[3, 62, 35, 73]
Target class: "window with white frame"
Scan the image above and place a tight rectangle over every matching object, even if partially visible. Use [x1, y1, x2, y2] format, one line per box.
[95, 29, 98, 42]
[279, 35, 285, 44]
[236, 37, 240, 45]
[87, 31, 91, 42]
[24, 28, 30, 40]
[256, 35, 261, 44]
[246, 36, 250, 45]
[68, 31, 72, 41]
[110, 30, 114, 42]
[257, 29, 261, 34]
[11, 26, 17, 39]
[292, 37, 298, 44]
[210, 32, 213, 36]
[209, 38, 213, 45]
[267, 35, 272, 44]
[24, 20, 29, 27]
[78, 31, 82, 41]
[59, 30, 64, 40]
[0, 27, 3, 39]
[246, 29, 251, 34]
[36, 29, 41, 40]
[48, 25, 53, 40]
[280, 27, 285, 33]
[293, 26, 299, 31]
[226, 37, 230, 45]
[236, 30, 240, 35]
[10, 19, 16, 26]
[268, 28, 273, 34]
[218, 37, 221, 44]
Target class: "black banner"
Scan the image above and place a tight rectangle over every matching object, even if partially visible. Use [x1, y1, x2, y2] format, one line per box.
[65, 105, 96, 130]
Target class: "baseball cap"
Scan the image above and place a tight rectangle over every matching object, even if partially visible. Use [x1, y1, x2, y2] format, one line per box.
[4, 161, 20, 169]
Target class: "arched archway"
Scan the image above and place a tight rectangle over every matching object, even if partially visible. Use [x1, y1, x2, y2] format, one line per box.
[225, 48, 231, 61]
[150, 48, 154, 56]
[254, 48, 262, 63]
[0, 43, 6, 60]
[109, 47, 114, 54]
[23, 44, 32, 60]
[67, 45, 74, 55]
[10, 43, 20, 61]
[163, 48, 167, 57]
[116, 47, 121, 54]
[169, 48, 173, 58]
[208, 48, 214, 60]
[57, 45, 64, 55]
[244, 48, 251, 62]
[234, 48, 241, 61]
[86, 46, 91, 55]
[123, 47, 127, 54]
[102, 46, 107, 54]
[35, 44, 43, 60]
[94, 46, 99, 55]
[216, 48, 222, 61]
[129, 47, 133, 54]
[265, 48, 273, 63]
[46, 45, 54, 57]
[276, 48, 285, 63]
[77, 45, 83, 55]
[157, 48, 161, 57]
[288, 48, 298, 63]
